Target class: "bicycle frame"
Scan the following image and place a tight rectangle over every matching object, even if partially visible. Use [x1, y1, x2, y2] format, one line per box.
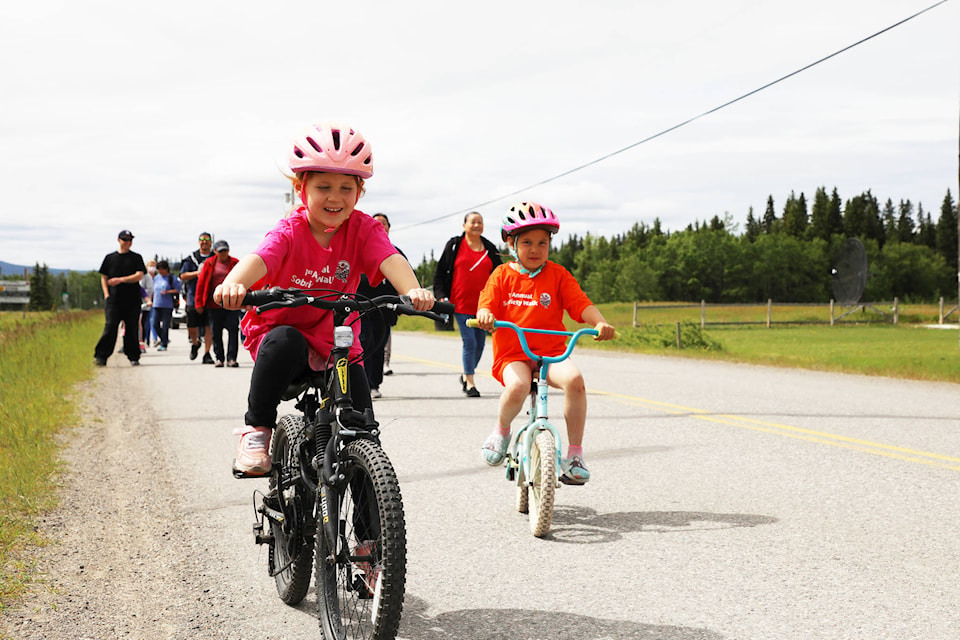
[484, 321, 598, 486]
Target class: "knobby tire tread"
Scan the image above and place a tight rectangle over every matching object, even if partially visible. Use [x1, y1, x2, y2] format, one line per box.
[316, 438, 406, 640]
[529, 429, 556, 537]
[269, 414, 315, 605]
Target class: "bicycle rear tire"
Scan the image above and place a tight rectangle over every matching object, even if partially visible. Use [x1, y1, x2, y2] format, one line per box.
[528, 429, 557, 537]
[268, 414, 316, 605]
[316, 438, 406, 640]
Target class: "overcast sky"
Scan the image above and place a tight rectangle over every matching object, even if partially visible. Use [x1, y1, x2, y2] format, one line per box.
[1, 0, 957, 272]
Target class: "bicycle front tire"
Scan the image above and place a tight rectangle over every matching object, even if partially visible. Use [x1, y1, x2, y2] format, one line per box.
[316, 438, 406, 640]
[528, 429, 557, 537]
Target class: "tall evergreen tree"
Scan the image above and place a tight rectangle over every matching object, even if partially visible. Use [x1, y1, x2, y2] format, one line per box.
[761, 195, 778, 234]
[744, 206, 761, 242]
[828, 188, 844, 237]
[935, 189, 958, 270]
[28, 262, 53, 311]
[781, 191, 808, 238]
[882, 198, 897, 245]
[916, 204, 936, 249]
[896, 199, 915, 243]
[807, 187, 832, 241]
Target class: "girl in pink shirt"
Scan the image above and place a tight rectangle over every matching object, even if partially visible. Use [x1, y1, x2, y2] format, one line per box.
[215, 122, 434, 475]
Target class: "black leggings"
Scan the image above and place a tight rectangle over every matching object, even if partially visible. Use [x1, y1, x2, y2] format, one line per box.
[245, 325, 372, 428]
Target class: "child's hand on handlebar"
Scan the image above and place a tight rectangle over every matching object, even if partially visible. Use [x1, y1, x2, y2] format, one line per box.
[215, 282, 248, 310]
[593, 322, 616, 341]
[404, 287, 435, 312]
[475, 308, 496, 332]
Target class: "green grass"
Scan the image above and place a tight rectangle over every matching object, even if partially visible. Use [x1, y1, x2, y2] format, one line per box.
[0, 311, 102, 612]
[398, 301, 960, 383]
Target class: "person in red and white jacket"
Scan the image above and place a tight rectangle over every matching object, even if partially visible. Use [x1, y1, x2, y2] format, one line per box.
[195, 240, 241, 367]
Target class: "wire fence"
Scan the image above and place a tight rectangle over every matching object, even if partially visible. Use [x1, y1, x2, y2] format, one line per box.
[631, 297, 960, 329]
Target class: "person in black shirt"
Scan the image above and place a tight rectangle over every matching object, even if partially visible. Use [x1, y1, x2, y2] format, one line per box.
[93, 230, 147, 366]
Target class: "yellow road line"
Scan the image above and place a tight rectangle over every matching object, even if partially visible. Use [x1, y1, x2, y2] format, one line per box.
[399, 355, 960, 471]
[594, 390, 960, 472]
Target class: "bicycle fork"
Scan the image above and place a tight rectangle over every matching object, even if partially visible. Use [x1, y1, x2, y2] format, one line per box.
[512, 367, 564, 486]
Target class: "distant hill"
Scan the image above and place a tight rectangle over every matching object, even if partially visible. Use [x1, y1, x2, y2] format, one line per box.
[0, 261, 82, 277]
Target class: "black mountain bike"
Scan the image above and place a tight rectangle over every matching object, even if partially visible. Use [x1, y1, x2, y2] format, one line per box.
[236, 287, 453, 640]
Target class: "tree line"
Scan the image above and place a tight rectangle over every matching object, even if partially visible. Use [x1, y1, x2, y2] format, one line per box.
[416, 187, 958, 304]
[9, 187, 958, 310]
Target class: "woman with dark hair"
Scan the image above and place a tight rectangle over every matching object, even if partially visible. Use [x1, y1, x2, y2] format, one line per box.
[433, 212, 501, 397]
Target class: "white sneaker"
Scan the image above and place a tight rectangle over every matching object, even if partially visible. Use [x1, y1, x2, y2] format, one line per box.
[481, 433, 508, 466]
[233, 426, 272, 475]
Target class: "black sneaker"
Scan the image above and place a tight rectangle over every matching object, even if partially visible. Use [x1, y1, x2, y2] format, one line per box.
[130, 360, 140, 367]
[465, 386, 480, 398]
[202, 353, 215, 365]
[94, 358, 107, 367]
[190, 343, 200, 360]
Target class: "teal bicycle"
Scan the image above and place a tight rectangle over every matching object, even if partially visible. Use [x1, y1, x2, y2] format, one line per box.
[468, 319, 598, 537]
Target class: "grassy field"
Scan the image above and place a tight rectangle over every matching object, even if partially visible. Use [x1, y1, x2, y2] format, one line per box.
[2, 303, 960, 613]
[399, 301, 960, 383]
[0, 311, 102, 612]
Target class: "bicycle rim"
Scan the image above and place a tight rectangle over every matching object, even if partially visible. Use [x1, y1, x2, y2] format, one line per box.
[268, 415, 315, 605]
[316, 438, 406, 640]
[528, 429, 556, 537]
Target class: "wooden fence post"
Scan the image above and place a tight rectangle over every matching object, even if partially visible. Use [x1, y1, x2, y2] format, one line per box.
[700, 300, 705, 329]
[633, 301, 638, 328]
[766, 299, 772, 328]
[939, 297, 944, 324]
[893, 297, 899, 324]
[676, 321, 682, 349]
[830, 299, 835, 326]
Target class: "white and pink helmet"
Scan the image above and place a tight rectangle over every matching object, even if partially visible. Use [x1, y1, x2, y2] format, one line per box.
[288, 122, 374, 179]
[501, 201, 560, 241]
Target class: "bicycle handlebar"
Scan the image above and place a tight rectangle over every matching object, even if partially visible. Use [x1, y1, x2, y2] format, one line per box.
[242, 287, 455, 323]
[466, 319, 598, 364]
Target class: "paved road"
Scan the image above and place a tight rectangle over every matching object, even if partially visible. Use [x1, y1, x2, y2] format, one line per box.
[123, 329, 960, 638]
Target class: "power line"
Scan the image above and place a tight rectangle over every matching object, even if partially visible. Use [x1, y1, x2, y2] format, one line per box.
[396, 0, 951, 232]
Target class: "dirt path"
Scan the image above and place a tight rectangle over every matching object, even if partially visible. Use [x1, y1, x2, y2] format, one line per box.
[2, 365, 225, 639]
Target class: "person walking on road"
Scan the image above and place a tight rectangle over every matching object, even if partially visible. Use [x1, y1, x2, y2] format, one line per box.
[93, 230, 146, 366]
[357, 213, 405, 398]
[180, 232, 216, 364]
[139, 260, 155, 353]
[195, 240, 241, 367]
[433, 211, 501, 397]
[151, 260, 181, 351]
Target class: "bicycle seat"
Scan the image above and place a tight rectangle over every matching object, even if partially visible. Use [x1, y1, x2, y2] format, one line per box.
[282, 371, 328, 401]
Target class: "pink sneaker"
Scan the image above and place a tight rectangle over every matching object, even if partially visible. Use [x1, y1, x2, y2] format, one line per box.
[233, 426, 272, 475]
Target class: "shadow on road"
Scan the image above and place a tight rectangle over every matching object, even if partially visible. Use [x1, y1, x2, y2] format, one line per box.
[399, 595, 725, 639]
[546, 505, 778, 544]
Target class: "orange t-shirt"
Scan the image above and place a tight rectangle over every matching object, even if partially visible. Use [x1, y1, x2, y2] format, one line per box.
[477, 261, 593, 384]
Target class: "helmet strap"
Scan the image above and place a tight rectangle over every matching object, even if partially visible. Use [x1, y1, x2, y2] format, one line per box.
[508, 246, 544, 278]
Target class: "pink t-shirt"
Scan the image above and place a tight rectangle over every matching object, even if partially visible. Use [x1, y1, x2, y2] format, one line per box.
[241, 207, 398, 369]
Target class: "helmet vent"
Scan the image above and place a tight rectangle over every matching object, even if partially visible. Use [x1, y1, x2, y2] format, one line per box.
[350, 142, 366, 157]
[305, 137, 325, 155]
[331, 129, 341, 151]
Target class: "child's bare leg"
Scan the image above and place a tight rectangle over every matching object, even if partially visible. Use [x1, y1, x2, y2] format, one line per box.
[481, 361, 532, 466]
[548, 359, 591, 484]
[498, 361, 533, 431]
[547, 359, 587, 447]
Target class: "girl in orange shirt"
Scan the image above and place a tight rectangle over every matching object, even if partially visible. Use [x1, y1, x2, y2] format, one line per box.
[476, 202, 615, 484]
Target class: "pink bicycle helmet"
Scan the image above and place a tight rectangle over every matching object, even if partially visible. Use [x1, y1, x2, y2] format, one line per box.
[288, 123, 374, 179]
[501, 202, 560, 240]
